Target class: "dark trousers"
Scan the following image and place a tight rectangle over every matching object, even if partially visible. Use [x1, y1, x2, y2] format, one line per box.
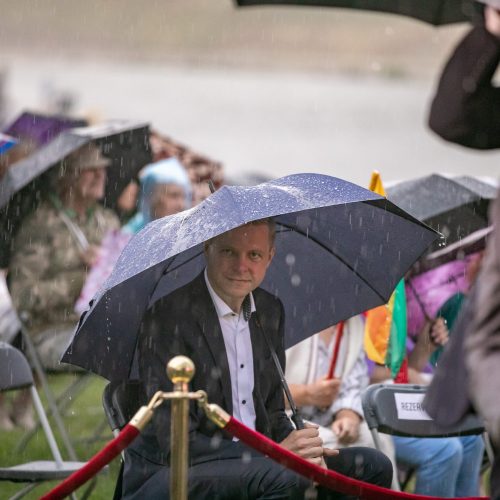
[123, 444, 392, 499]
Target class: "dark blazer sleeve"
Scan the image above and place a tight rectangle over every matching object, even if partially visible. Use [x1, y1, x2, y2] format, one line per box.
[428, 26, 500, 149]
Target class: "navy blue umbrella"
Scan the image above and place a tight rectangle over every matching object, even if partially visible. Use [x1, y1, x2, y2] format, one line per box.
[63, 173, 438, 380]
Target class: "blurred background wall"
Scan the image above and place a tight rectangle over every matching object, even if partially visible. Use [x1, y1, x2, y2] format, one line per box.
[0, 0, 497, 184]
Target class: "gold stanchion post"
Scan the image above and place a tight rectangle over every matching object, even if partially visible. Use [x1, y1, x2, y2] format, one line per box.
[167, 355, 195, 500]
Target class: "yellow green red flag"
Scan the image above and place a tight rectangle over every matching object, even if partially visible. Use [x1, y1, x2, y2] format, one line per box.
[364, 171, 407, 378]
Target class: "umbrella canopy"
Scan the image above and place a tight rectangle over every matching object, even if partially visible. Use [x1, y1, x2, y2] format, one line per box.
[406, 225, 490, 336]
[2, 111, 87, 147]
[63, 173, 438, 381]
[386, 174, 496, 251]
[413, 225, 492, 275]
[0, 120, 151, 267]
[406, 259, 469, 336]
[235, 0, 477, 26]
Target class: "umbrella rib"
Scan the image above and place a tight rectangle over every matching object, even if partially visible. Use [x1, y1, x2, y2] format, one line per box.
[276, 221, 387, 303]
[162, 248, 204, 275]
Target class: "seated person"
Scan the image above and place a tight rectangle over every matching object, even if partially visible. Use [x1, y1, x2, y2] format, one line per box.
[285, 317, 396, 466]
[123, 157, 192, 234]
[371, 318, 484, 497]
[9, 143, 120, 370]
[123, 219, 392, 499]
[75, 157, 192, 314]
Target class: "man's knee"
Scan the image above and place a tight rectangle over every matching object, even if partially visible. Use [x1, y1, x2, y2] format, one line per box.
[249, 459, 311, 499]
[325, 447, 393, 488]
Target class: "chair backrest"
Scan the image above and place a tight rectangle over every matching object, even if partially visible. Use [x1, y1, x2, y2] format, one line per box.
[0, 341, 33, 391]
[102, 380, 147, 433]
[362, 383, 485, 437]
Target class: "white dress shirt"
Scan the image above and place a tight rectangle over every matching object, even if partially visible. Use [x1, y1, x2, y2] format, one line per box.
[204, 270, 257, 432]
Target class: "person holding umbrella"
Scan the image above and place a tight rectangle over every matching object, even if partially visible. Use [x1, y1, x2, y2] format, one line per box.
[123, 219, 393, 499]
[9, 143, 120, 372]
[285, 318, 397, 470]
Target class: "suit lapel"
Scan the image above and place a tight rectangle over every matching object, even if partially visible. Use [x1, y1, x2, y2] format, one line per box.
[191, 274, 233, 415]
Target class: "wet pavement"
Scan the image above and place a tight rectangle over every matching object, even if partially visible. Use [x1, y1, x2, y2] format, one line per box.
[2, 54, 499, 185]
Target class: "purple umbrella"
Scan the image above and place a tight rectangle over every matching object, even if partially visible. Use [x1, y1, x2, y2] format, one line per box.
[3, 111, 86, 147]
[406, 258, 475, 336]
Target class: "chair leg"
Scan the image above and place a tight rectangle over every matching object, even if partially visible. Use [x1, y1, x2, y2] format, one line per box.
[369, 429, 401, 491]
[19, 327, 78, 461]
[8, 482, 39, 500]
[16, 373, 92, 453]
[483, 432, 495, 465]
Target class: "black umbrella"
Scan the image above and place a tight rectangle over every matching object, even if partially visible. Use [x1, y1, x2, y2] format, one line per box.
[62, 173, 438, 381]
[235, 0, 478, 26]
[0, 120, 151, 267]
[386, 174, 496, 252]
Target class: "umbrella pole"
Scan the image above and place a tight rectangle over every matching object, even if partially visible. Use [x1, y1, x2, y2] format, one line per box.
[327, 322, 345, 379]
[255, 315, 305, 430]
[167, 356, 195, 500]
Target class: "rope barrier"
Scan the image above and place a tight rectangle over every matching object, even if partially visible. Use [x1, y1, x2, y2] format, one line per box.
[40, 424, 139, 500]
[40, 390, 490, 500]
[224, 415, 488, 500]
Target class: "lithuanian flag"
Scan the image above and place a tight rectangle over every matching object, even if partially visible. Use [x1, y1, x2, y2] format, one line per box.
[364, 172, 407, 379]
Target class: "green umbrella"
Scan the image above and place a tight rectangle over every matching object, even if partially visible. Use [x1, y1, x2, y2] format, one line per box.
[235, 0, 478, 26]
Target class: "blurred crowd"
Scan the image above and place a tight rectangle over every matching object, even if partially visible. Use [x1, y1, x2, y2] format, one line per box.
[0, 2, 499, 497]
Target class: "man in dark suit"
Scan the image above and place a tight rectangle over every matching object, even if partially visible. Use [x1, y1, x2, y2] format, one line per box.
[123, 219, 392, 499]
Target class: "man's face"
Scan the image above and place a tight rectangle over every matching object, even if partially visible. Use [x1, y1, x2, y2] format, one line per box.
[205, 223, 275, 309]
[76, 166, 107, 201]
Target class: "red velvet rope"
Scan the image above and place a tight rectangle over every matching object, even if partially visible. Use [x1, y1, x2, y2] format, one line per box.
[40, 424, 140, 500]
[225, 417, 488, 500]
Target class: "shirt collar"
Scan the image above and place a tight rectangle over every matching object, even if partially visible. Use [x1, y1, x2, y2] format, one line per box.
[204, 268, 256, 321]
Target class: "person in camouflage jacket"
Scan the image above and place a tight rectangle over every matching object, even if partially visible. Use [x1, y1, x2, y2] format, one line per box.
[9, 143, 119, 370]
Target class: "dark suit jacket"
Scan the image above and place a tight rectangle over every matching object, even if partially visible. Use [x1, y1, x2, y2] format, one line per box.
[125, 271, 293, 473]
[428, 26, 500, 149]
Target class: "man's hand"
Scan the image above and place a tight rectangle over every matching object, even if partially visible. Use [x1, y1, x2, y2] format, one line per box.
[306, 377, 341, 408]
[79, 244, 100, 267]
[485, 6, 500, 39]
[280, 422, 338, 466]
[332, 410, 361, 445]
[429, 317, 449, 347]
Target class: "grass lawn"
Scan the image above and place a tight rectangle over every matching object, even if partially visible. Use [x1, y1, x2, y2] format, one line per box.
[0, 374, 120, 499]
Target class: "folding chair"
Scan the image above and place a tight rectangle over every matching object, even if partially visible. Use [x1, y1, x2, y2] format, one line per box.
[362, 383, 494, 491]
[102, 380, 147, 499]
[0, 341, 87, 499]
[13, 321, 83, 460]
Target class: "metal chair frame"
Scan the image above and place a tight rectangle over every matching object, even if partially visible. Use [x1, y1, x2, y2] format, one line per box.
[0, 342, 88, 499]
[362, 383, 493, 492]
[102, 380, 147, 500]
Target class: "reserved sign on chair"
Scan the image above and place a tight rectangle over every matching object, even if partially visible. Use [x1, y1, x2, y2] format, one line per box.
[394, 393, 432, 421]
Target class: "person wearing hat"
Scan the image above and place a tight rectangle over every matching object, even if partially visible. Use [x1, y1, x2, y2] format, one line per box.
[9, 143, 120, 374]
[123, 157, 192, 235]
